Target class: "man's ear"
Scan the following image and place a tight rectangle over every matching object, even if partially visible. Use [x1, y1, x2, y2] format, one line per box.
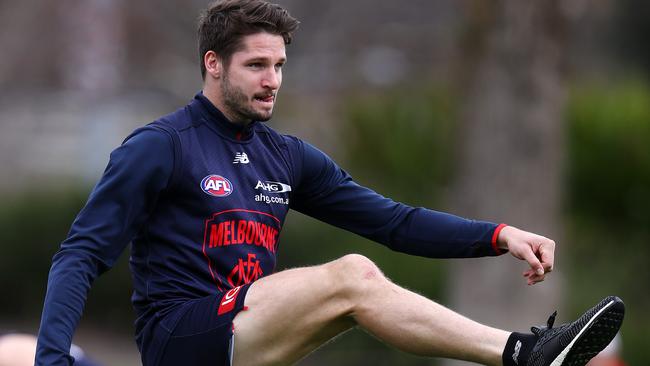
[204, 51, 222, 79]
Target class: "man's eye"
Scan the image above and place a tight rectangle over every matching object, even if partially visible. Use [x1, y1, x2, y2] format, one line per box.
[248, 63, 263, 68]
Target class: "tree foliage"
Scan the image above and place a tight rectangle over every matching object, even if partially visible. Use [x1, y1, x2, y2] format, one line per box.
[565, 80, 650, 365]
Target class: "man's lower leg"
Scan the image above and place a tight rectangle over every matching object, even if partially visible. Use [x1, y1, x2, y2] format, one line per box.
[339, 255, 509, 365]
[338, 256, 624, 366]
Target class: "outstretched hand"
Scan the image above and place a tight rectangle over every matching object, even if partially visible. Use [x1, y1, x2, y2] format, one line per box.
[497, 226, 555, 285]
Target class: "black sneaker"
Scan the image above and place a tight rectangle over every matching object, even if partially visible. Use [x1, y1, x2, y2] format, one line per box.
[526, 296, 625, 366]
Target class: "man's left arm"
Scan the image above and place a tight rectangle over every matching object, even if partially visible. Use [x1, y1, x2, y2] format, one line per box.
[289, 139, 554, 284]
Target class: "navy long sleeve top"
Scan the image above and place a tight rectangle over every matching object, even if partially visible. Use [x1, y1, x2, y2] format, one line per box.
[35, 93, 504, 365]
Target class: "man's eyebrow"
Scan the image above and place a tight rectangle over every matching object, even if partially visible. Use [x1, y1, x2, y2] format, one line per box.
[243, 56, 287, 63]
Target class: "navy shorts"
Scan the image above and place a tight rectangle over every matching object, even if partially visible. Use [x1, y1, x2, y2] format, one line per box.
[143, 284, 251, 366]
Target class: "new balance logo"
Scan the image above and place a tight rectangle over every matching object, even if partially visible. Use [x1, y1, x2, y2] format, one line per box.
[233, 152, 250, 164]
[512, 340, 522, 365]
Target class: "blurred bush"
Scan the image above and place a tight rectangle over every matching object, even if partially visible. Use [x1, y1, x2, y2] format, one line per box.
[567, 81, 650, 225]
[341, 88, 457, 203]
[0, 186, 134, 331]
[0, 188, 87, 318]
[565, 79, 650, 365]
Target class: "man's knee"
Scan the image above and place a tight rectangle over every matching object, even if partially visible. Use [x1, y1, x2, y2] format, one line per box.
[328, 254, 387, 296]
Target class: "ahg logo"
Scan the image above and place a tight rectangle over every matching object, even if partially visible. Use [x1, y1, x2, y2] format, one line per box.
[201, 175, 233, 197]
[255, 180, 291, 193]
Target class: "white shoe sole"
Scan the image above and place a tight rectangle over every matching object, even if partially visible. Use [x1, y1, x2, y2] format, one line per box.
[549, 299, 616, 366]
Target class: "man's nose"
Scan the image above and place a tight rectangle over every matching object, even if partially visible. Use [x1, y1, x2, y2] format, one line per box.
[262, 69, 280, 89]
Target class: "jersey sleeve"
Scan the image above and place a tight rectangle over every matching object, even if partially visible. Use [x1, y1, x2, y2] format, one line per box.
[35, 127, 175, 366]
[289, 139, 504, 258]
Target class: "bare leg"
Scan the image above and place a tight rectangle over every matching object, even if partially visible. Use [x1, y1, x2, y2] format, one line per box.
[0, 334, 37, 366]
[232, 254, 509, 366]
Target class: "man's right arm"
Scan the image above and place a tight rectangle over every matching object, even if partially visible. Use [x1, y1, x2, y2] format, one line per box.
[35, 127, 175, 366]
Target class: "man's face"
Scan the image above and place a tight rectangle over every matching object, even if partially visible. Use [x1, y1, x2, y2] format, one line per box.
[219, 32, 286, 124]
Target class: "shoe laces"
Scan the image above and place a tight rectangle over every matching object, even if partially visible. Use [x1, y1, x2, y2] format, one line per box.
[531, 311, 563, 342]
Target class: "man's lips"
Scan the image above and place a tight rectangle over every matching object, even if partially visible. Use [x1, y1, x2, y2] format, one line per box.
[254, 95, 275, 104]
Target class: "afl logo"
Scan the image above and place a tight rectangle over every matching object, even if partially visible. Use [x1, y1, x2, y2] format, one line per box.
[201, 175, 233, 197]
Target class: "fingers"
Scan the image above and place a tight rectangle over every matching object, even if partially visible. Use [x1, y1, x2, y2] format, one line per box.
[501, 226, 557, 285]
[521, 247, 545, 277]
[523, 268, 545, 285]
[539, 240, 555, 273]
[521, 240, 555, 285]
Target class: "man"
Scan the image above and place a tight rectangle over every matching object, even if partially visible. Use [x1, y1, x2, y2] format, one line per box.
[36, 1, 624, 365]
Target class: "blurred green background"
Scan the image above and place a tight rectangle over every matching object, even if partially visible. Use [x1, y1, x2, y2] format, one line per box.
[1, 0, 648, 365]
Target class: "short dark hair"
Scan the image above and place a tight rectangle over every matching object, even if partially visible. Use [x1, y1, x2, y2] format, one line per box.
[197, 0, 299, 79]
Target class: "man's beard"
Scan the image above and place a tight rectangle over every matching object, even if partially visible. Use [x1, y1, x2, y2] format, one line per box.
[221, 73, 273, 124]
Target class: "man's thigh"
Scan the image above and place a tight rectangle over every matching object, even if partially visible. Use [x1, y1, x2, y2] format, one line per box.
[232, 261, 357, 366]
